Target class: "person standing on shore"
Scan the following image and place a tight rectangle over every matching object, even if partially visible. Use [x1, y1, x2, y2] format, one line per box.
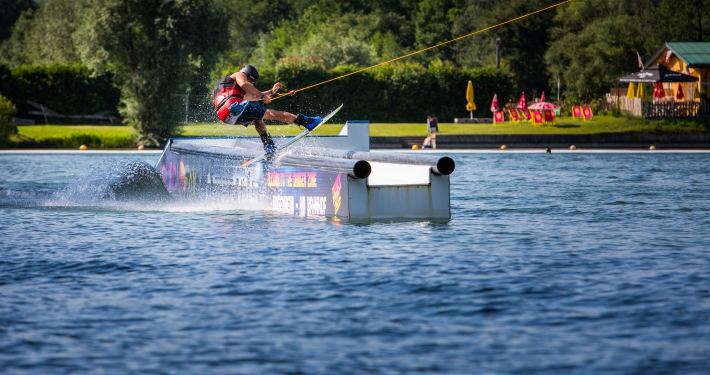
[212, 65, 322, 153]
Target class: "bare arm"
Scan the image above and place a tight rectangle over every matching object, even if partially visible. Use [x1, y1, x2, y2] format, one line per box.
[232, 72, 283, 103]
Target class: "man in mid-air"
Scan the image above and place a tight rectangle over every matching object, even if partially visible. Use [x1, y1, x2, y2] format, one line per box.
[213, 65, 322, 153]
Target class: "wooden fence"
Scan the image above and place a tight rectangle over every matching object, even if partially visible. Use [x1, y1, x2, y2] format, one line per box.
[608, 98, 710, 119]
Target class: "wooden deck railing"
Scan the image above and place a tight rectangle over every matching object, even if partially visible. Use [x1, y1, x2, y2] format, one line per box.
[608, 97, 710, 118]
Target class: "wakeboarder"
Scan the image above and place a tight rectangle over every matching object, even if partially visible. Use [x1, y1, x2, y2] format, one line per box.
[212, 65, 322, 153]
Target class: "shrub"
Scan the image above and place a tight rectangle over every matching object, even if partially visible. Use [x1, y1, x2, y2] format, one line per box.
[0, 63, 120, 120]
[0, 93, 18, 142]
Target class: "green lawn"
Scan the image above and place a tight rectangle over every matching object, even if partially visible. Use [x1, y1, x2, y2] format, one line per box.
[6, 115, 707, 149]
[16, 125, 136, 139]
[182, 115, 655, 137]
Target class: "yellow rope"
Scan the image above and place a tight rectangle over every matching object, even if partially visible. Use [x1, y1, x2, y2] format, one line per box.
[271, 0, 572, 101]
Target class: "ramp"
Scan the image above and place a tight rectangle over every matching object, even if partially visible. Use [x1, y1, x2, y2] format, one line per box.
[155, 121, 454, 219]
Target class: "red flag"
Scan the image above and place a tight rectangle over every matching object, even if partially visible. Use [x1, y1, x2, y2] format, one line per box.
[665, 50, 673, 64]
[637, 51, 644, 70]
[676, 84, 684, 101]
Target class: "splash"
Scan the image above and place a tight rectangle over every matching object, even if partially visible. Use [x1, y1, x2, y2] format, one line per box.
[56, 158, 172, 206]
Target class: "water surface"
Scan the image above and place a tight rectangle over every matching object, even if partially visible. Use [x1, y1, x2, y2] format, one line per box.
[1, 151, 709, 374]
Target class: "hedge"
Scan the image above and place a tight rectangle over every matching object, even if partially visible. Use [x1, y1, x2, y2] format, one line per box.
[0, 63, 120, 121]
[256, 59, 517, 123]
[0, 60, 515, 125]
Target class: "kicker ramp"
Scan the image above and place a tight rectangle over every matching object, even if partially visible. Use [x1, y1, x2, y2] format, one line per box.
[156, 120, 453, 219]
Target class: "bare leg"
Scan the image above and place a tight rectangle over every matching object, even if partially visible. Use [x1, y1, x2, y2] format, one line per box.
[253, 119, 276, 151]
[262, 109, 297, 123]
[253, 119, 268, 135]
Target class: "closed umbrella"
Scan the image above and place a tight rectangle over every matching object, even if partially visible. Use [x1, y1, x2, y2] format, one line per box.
[490, 94, 499, 112]
[517, 92, 527, 112]
[466, 81, 476, 119]
[540, 91, 546, 103]
[636, 83, 645, 99]
[676, 83, 684, 100]
[626, 82, 636, 98]
[653, 83, 666, 99]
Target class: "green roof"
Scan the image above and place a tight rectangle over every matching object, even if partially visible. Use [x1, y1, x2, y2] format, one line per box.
[666, 42, 710, 67]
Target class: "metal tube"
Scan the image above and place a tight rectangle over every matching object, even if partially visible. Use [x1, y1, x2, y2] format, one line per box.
[170, 142, 371, 179]
[277, 154, 371, 179]
[171, 142, 263, 159]
[286, 147, 456, 176]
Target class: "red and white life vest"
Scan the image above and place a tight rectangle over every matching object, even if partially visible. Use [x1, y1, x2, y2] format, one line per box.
[213, 75, 246, 123]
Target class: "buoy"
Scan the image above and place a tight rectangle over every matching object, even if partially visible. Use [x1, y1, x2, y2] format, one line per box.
[412, 145, 419, 150]
[545, 148, 552, 154]
[138, 145, 145, 151]
[500, 145, 507, 150]
[79, 145, 87, 150]
[570, 145, 577, 150]
[650, 145, 656, 150]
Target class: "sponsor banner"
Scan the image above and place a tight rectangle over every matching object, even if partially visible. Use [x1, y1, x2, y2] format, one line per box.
[159, 150, 348, 217]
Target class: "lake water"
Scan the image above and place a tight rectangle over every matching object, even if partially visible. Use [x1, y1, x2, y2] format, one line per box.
[1, 151, 709, 374]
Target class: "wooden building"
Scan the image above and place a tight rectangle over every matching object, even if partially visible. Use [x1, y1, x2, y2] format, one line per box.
[646, 42, 710, 100]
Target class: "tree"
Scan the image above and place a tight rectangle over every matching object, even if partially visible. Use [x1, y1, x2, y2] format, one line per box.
[544, 0, 708, 100]
[452, 0, 557, 96]
[0, 93, 18, 143]
[0, 0, 82, 67]
[77, 0, 229, 147]
[0, 0, 35, 42]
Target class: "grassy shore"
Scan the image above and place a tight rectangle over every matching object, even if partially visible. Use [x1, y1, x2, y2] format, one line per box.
[5, 115, 708, 149]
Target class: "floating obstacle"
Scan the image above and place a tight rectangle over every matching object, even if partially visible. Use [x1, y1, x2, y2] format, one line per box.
[155, 120, 454, 219]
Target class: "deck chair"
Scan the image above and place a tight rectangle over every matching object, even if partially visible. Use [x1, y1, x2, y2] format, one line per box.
[519, 109, 533, 123]
[493, 111, 505, 125]
[572, 106, 584, 120]
[543, 109, 556, 125]
[533, 111, 545, 127]
[582, 107, 593, 121]
[508, 109, 521, 123]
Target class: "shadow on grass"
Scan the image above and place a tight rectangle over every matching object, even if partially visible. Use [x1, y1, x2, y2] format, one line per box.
[552, 124, 581, 129]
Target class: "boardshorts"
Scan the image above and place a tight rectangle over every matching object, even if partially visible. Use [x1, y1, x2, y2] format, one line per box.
[225, 100, 267, 126]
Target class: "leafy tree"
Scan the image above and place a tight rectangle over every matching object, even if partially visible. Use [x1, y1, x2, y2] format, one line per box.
[0, 0, 35, 42]
[544, 0, 708, 100]
[76, 0, 229, 146]
[413, 0, 455, 61]
[0, 0, 83, 67]
[547, 13, 646, 100]
[250, 8, 412, 70]
[452, 0, 557, 97]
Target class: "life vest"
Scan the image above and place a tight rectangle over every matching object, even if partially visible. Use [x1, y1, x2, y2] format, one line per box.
[213, 75, 246, 123]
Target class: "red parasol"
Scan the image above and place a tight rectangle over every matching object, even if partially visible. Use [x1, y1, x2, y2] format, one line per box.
[490, 94, 499, 112]
[528, 102, 559, 111]
[517, 92, 527, 111]
[676, 84, 684, 100]
[539, 91, 546, 103]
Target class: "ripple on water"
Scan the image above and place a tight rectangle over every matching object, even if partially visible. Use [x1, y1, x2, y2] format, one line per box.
[0, 152, 709, 374]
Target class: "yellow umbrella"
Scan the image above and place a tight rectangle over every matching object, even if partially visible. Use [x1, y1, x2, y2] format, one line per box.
[466, 80, 476, 118]
[626, 82, 636, 99]
[636, 82, 645, 99]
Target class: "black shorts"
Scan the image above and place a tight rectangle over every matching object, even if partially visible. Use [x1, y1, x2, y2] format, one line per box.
[227, 100, 267, 126]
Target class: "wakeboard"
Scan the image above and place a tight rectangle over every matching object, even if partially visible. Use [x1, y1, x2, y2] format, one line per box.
[241, 104, 343, 167]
